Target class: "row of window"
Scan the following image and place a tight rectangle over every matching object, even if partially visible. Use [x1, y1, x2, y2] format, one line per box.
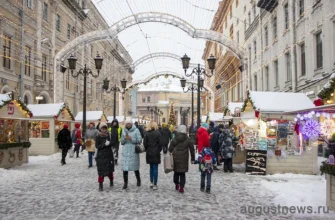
[3, 35, 48, 81]
[253, 31, 323, 91]
[56, 15, 72, 40]
[142, 96, 151, 103]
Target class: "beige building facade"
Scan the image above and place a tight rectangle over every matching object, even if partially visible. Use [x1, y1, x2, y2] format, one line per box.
[0, 0, 133, 117]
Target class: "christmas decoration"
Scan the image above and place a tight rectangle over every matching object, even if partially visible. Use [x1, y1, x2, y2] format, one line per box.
[241, 91, 256, 112]
[301, 118, 320, 140]
[318, 77, 335, 101]
[320, 161, 335, 176]
[321, 119, 335, 137]
[0, 142, 31, 150]
[255, 110, 260, 118]
[314, 98, 323, 106]
[168, 103, 176, 126]
[294, 123, 300, 135]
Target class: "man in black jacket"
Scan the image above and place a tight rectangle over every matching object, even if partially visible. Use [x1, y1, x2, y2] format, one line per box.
[57, 124, 72, 165]
[135, 121, 145, 139]
[160, 124, 172, 154]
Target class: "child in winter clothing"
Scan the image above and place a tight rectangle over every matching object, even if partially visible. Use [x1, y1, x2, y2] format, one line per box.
[197, 147, 217, 194]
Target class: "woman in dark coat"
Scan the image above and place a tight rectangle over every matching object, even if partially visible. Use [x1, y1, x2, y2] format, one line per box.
[57, 124, 72, 165]
[95, 122, 114, 191]
[144, 121, 162, 190]
[168, 125, 195, 193]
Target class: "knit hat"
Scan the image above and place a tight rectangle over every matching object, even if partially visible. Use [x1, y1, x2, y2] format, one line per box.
[201, 122, 209, 129]
[125, 117, 132, 124]
[89, 121, 95, 126]
[63, 124, 69, 129]
[209, 121, 215, 127]
[99, 122, 108, 130]
[75, 122, 81, 129]
[178, 125, 187, 134]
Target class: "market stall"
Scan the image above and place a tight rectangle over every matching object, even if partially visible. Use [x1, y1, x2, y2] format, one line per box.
[0, 92, 32, 168]
[27, 103, 75, 156]
[75, 111, 108, 124]
[240, 91, 316, 175]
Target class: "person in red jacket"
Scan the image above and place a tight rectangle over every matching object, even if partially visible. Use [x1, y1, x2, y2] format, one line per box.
[197, 123, 210, 153]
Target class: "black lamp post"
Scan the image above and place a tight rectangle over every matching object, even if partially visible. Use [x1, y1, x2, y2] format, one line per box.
[181, 54, 216, 129]
[67, 53, 103, 137]
[102, 78, 127, 119]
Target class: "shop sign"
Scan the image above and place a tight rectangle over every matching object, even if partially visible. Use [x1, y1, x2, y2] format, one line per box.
[7, 102, 14, 115]
[246, 150, 267, 175]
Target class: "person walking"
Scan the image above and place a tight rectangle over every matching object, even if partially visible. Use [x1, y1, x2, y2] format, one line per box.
[168, 125, 195, 193]
[121, 118, 143, 190]
[208, 121, 215, 134]
[72, 122, 82, 158]
[109, 119, 122, 165]
[219, 124, 238, 173]
[210, 124, 224, 170]
[144, 121, 162, 190]
[85, 121, 98, 168]
[197, 122, 210, 153]
[160, 124, 172, 154]
[198, 146, 217, 194]
[95, 122, 114, 191]
[57, 124, 72, 165]
[135, 121, 145, 139]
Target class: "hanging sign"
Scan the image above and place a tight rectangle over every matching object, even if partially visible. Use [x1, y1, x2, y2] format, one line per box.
[246, 150, 267, 175]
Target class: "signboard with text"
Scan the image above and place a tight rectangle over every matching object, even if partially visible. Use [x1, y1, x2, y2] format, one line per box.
[245, 150, 267, 175]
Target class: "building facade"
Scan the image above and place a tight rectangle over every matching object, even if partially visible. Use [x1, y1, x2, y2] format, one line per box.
[0, 0, 133, 116]
[136, 83, 208, 126]
[204, 0, 335, 107]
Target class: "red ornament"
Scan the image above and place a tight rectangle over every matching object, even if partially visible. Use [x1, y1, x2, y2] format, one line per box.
[314, 98, 323, 106]
[294, 123, 300, 135]
[255, 110, 260, 118]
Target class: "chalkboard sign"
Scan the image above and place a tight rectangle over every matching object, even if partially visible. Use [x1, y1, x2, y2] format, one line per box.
[245, 150, 267, 175]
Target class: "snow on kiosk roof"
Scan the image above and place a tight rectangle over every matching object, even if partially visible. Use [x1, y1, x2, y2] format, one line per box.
[242, 91, 314, 113]
[75, 111, 107, 122]
[27, 103, 74, 120]
[0, 92, 32, 118]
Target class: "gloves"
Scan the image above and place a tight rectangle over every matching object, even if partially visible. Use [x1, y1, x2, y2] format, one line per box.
[105, 140, 110, 146]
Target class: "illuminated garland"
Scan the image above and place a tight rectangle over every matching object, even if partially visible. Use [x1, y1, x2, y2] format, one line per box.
[0, 142, 31, 150]
[241, 91, 256, 112]
[55, 104, 74, 120]
[318, 77, 335, 100]
[0, 93, 32, 117]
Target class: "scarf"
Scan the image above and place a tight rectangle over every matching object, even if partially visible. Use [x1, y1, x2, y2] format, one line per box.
[99, 131, 109, 137]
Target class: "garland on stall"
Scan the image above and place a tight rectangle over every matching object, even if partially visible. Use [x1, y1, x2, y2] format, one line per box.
[54, 104, 75, 120]
[241, 91, 257, 112]
[320, 161, 335, 176]
[318, 77, 335, 100]
[15, 98, 33, 118]
[0, 142, 31, 150]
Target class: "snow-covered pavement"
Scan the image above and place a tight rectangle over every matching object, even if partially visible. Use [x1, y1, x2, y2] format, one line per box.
[0, 151, 334, 220]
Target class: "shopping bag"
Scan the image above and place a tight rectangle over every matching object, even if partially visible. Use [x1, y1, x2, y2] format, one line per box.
[69, 143, 75, 158]
[164, 153, 174, 173]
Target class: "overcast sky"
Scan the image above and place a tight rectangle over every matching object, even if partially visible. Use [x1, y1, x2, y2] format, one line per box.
[92, 0, 220, 87]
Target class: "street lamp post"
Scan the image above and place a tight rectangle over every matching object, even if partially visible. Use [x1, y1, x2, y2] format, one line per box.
[102, 78, 127, 119]
[181, 54, 216, 129]
[67, 53, 103, 136]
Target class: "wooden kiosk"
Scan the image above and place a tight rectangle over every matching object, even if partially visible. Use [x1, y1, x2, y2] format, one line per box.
[27, 103, 75, 156]
[240, 91, 316, 175]
[0, 92, 32, 168]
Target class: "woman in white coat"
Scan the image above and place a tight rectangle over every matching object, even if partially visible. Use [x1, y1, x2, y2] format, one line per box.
[121, 118, 142, 189]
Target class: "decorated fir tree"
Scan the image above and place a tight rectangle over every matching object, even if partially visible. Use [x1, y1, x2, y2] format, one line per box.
[168, 103, 176, 126]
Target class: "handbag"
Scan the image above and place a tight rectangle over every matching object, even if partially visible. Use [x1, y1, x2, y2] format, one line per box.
[164, 153, 174, 173]
[134, 132, 145, 154]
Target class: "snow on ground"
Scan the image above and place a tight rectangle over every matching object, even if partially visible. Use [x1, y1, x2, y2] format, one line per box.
[0, 152, 335, 220]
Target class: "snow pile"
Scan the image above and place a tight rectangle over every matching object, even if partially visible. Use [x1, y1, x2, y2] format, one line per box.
[249, 91, 314, 112]
[27, 103, 65, 117]
[0, 92, 11, 106]
[75, 111, 104, 121]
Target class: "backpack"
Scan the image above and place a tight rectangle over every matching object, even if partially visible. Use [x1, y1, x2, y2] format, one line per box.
[203, 154, 213, 170]
[71, 129, 77, 142]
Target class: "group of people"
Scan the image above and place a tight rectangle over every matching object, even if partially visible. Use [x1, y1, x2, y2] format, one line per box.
[57, 118, 237, 194]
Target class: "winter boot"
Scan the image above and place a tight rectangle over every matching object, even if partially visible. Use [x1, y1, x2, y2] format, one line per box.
[135, 171, 141, 187]
[175, 184, 180, 191]
[99, 182, 103, 191]
[228, 164, 234, 173]
[179, 186, 184, 193]
[206, 188, 211, 194]
[122, 182, 128, 190]
[214, 166, 220, 171]
[115, 159, 118, 165]
[223, 165, 228, 173]
[150, 182, 154, 189]
[110, 179, 114, 187]
[200, 187, 205, 192]
[153, 185, 158, 190]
